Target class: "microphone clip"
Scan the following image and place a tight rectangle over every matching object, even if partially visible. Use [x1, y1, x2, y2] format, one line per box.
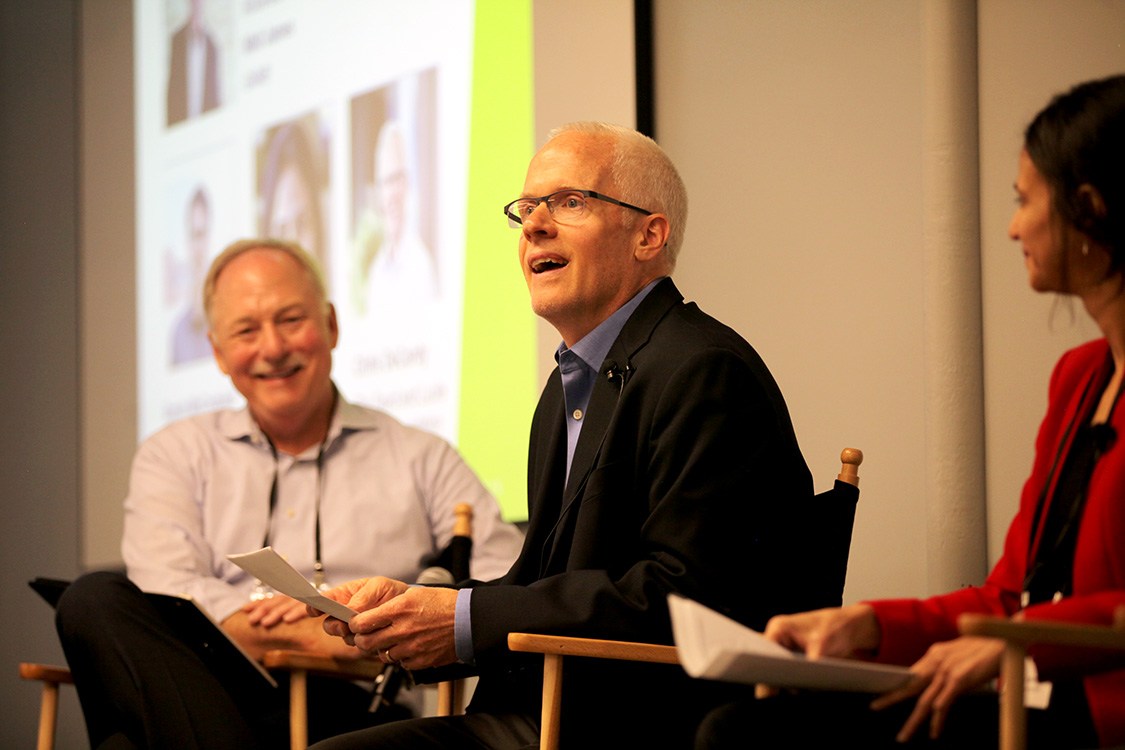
[605, 361, 633, 388]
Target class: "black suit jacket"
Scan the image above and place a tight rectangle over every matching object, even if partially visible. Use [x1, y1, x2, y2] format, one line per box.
[465, 279, 818, 746]
[166, 24, 220, 126]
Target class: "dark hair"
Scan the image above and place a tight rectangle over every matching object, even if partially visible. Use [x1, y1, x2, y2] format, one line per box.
[1025, 74, 1125, 271]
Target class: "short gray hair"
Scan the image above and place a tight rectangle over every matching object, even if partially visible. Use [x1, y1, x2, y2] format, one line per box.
[202, 238, 328, 327]
[547, 122, 688, 267]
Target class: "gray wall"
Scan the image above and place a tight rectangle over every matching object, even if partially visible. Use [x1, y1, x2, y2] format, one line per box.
[1, 2, 86, 747]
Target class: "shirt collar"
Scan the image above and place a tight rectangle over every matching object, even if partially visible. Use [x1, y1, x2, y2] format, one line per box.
[218, 386, 378, 453]
[555, 277, 665, 371]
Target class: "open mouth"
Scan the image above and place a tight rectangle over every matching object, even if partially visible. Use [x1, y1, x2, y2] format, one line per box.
[530, 256, 568, 274]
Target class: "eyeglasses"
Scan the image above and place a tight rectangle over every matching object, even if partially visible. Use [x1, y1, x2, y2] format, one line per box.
[503, 189, 653, 228]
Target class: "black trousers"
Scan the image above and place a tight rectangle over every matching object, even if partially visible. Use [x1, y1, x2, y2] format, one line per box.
[55, 571, 406, 750]
[694, 689, 1099, 750]
[309, 712, 541, 750]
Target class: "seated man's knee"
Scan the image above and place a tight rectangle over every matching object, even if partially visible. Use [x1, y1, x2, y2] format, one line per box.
[56, 571, 138, 637]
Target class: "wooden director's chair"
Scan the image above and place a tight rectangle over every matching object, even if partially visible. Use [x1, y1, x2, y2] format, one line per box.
[507, 448, 864, 750]
[20, 503, 476, 750]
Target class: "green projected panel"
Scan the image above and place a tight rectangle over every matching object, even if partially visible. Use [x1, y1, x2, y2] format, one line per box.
[460, 0, 539, 522]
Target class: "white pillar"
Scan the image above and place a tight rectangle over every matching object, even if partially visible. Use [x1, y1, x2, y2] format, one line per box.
[922, 0, 989, 593]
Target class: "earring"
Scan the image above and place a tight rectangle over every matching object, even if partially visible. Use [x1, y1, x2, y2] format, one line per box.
[1082, 241, 1090, 257]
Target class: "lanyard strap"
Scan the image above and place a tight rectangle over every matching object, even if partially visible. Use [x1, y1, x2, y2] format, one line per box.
[262, 429, 332, 590]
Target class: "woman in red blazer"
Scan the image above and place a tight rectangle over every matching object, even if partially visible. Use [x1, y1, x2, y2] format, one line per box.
[697, 74, 1125, 749]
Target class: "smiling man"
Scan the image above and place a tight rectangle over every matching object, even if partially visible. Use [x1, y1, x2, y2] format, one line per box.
[54, 239, 523, 749]
[310, 123, 818, 749]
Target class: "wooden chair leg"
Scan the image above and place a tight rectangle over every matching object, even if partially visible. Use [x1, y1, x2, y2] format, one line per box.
[36, 680, 60, 750]
[289, 667, 308, 750]
[20, 663, 73, 750]
[999, 644, 1027, 750]
[437, 679, 465, 716]
[539, 653, 564, 750]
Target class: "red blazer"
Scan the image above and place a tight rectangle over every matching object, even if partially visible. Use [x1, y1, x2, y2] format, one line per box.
[871, 338, 1125, 745]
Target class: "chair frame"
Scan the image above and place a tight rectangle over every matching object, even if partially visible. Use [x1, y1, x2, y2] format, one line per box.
[17, 663, 73, 750]
[959, 611, 1125, 750]
[507, 447, 863, 750]
[22, 504, 476, 749]
[260, 650, 463, 750]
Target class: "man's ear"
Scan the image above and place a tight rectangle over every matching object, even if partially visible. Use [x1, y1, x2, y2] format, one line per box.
[209, 331, 231, 376]
[634, 213, 671, 263]
[326, 303, 340, 349]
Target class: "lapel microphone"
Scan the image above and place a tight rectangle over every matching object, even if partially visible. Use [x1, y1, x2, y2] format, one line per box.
[605, 361, 633, 388]
[1091, 422, 1117, 455]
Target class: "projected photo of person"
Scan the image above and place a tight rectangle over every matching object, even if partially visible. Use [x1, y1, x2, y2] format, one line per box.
[166, 0, 223, 127]
[169, 185, 214, 365]
[350, 72, 439, 317]
[256, 115, 330, 276]
[341, 69, 458, 440]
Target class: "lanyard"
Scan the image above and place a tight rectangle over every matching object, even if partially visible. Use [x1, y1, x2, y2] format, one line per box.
[263, 433, 331, 591]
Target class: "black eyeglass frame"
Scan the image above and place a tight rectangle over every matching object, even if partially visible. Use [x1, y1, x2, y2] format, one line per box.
[503, 189, 653, 226]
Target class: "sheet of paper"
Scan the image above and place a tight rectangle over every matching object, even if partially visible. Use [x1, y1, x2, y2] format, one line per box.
[668, 594, 912, 693]
[227, 547, 358, 622]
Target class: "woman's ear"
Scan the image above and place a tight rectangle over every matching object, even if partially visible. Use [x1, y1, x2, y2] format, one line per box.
[1075, 183, 1107, 230]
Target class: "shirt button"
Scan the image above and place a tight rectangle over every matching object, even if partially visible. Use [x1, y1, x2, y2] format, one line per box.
[572, 409, 583, 420]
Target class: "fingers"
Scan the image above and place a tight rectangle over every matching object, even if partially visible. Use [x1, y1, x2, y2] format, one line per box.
[762, 604, 879, 660]
[242, 595, 308, 628]
[875, 636, 1004, 742]
[893, 672, 955, 742]
[344, 577, 409, 613]
[869, 674, 926, 712]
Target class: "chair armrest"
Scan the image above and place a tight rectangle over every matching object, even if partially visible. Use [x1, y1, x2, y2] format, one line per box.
[959, 614, 1125, 651]
[506, 633, 679, 665]
[261, 649, 385, 680]
[19, 663, 74, 684]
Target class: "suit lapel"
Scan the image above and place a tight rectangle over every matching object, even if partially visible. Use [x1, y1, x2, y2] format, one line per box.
[539, 278, 684, 574]
[520, 369, 568, 580]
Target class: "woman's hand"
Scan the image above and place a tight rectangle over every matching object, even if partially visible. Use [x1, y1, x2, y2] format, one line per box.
[871, 635, 1003, 742]
[755, 604, 880, 698]
[763, 603, 880, 659]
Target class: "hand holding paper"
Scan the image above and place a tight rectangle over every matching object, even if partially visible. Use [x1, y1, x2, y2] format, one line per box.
[227, 547, 358, 623]
[668, 594, 911, 693]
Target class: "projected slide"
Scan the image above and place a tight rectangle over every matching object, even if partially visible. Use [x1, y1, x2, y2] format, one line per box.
[135, 0, 538, 519]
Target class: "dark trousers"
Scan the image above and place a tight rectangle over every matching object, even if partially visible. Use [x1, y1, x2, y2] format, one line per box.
[694, 689, 1098, 750]
[309, 712, 541, 750]
[55, 571, 404, 750]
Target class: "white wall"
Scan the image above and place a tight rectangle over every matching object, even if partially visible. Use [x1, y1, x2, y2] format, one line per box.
[654, 0, 1125, 603]
[656, 0, 935, 602]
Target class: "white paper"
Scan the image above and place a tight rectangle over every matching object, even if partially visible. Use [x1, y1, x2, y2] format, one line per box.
[227, 547, 358, 622]
[668, 594, 912, 693]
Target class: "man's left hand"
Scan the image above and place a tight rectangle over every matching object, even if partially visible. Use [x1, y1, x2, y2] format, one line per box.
[242, 594, 311, 627]
[349, 586, 460, 670]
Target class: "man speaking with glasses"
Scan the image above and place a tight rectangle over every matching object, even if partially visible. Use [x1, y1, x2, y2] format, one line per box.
[312, 123, 815, 749]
